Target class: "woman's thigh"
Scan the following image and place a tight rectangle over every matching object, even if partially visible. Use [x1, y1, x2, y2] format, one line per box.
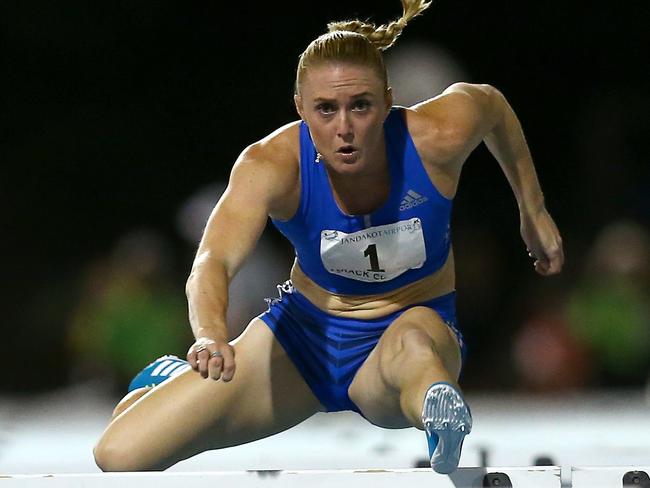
[95, 319, 323, 471]
[347, 306, 462, 428]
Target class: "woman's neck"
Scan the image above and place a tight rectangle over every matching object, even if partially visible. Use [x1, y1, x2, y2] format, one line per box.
[326, 151, 391, 216]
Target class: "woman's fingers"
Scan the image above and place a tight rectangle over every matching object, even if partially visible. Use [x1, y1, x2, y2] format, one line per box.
[207, 350, 223, 380]
[187, 338, 235, 381]
[186, 345, 199, 370]
[219, 346, 236, 382]
[207, 344, 236, 381]
[196, 347, 210, 378]
[187, 338, 217, 377]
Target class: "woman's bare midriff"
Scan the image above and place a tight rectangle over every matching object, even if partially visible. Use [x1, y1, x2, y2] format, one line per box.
[290, 250, 456, 320]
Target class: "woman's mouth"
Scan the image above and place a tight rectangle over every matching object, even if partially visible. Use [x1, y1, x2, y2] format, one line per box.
[335, 146, 359, 163]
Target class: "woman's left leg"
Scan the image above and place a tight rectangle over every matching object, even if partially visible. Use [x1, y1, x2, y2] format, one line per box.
[347, 305, 469, 473]
[348, 305, 462, 428]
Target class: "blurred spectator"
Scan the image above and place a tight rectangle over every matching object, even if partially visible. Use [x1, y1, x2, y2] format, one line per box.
[566, 220, 650, 386]
[66, 229, 190, 391]
[512, 220, 650, 391]
[511, 285, 593, 392]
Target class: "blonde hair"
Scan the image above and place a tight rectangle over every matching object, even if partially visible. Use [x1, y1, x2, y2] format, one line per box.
[295, 0, 432, 94]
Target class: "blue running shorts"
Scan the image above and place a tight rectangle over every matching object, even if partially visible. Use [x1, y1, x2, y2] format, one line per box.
[258, 281, 466, 413]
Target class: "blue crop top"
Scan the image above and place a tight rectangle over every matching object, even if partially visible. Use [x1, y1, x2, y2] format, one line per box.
[271, 107, 453, 295]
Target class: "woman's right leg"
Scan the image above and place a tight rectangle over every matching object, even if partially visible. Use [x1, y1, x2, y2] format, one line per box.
[94, 318, 323, 471]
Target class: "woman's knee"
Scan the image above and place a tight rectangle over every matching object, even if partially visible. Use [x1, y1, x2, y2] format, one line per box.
[377, 329, 433, 386]
[384, 308, 444, 353]
[94, 435, 148, 472]
[389, 327, 441, 367]
[94, 428, 176, 472]
[378, 308, 461, 383]
[94, 440, 124, 472]
[399, 307, 459, 355]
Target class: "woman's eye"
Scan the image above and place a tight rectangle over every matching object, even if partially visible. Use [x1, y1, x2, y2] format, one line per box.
[317, 104, 335, 115]
[352, 100, 371, 111]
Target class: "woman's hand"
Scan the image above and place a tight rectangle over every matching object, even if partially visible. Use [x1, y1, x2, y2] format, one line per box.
[520, 207, 564, 276]
[187, 336, 236, 382]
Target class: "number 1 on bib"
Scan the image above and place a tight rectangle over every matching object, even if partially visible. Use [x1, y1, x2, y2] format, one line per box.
[363, 244, 385, 272]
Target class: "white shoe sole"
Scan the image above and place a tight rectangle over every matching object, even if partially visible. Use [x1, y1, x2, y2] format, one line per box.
[422, 383, 472, 474]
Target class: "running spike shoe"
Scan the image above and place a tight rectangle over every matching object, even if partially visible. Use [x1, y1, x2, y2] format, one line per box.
[422, 381, 472, 474]
[127, 355, 190, 392]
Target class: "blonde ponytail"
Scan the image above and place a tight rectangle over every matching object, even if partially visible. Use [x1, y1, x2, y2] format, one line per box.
[327, 0, 432, 51]
[295, 0, 433, 94]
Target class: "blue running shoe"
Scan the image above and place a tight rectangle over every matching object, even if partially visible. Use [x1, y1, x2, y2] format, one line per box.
[127, 355, 191, 392]
[422, 382, 472, 474]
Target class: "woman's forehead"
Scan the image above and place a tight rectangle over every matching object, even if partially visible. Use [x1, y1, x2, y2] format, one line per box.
[301, 63, 384, 96]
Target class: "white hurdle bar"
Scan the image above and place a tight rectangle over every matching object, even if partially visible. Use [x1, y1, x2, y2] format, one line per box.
[0, 467, 562, 487]
[3, 466, 650, 487]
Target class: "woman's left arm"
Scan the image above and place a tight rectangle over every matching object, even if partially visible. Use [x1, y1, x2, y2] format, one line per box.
[443, 82, 565, 275]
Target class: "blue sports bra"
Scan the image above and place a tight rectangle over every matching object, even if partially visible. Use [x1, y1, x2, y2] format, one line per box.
[271, 107, 453, 295]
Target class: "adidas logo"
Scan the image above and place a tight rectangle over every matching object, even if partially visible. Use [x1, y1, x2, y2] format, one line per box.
[399, 189, 428, 211]
[150, 358, 191, 378]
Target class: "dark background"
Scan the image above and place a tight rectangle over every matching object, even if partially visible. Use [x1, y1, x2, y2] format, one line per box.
[2, 1, 649, 395]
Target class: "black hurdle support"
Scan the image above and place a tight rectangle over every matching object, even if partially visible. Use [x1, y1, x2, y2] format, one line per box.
[623, 470, 650, 487]
[482, 471, 513, 487]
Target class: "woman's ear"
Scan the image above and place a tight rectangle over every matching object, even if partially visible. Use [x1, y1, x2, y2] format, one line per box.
[385, 87, 394, 111]
[294, 94, 305, 120]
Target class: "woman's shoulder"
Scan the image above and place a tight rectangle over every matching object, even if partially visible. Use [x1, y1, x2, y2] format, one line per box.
[248, 120, 301, 165]
[400, 84, 490, 164]
[236, 121, 301, 179]
[405, 83, 497, 138]
[234, 120, 302, 219]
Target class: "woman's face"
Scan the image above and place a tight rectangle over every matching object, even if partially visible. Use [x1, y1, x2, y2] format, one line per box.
[295, 62, 392, 176]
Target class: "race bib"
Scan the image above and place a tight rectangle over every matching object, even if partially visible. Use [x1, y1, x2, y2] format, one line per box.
[320, 218, 426, 283]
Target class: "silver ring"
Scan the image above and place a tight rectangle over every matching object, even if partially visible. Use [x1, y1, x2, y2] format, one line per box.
[210, 350, 223, 358]
[195, 344, 207, 354]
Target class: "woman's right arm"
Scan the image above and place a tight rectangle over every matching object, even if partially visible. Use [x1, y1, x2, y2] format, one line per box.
[185, 139, 296, 382]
